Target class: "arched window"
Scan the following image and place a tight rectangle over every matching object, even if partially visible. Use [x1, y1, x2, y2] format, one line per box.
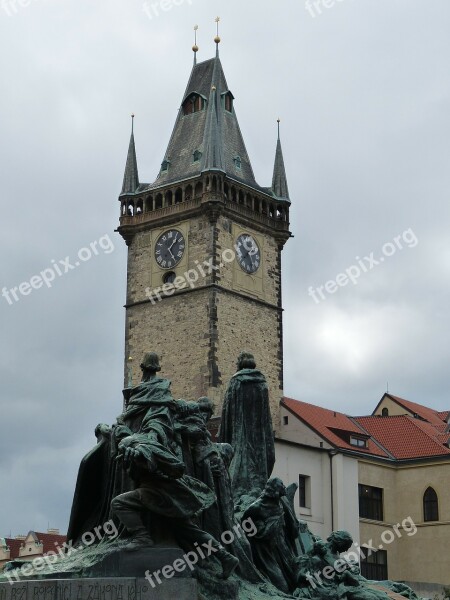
[175, 188, 183, 204]
[423, 487, 439, 522]
[183, 93, 205, 116]
[382, 408, 389, 417]
[145, 196, 153, 212]
[185, 185, 193, 202]
[165, 190, 173, 207]
[195, 181, 203, 197]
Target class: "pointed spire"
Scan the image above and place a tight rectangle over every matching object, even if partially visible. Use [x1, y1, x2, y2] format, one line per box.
[201, 48, 225, 173]
[272, 119, 290, 200]
[121, 114, 139, 195]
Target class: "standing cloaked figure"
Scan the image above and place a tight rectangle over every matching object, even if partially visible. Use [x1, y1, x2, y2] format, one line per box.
[219, 352, 275, 501]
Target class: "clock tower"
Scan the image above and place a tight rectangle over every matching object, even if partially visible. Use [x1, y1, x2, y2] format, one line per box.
[117, 40, 291, 427]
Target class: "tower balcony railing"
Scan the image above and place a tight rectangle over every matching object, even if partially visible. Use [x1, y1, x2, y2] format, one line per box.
[119, 197, 202, 226]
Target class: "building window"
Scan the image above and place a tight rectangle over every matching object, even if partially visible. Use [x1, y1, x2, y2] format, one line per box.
[234, 156, 242, 169]
[183, 93, 205, 116]
[350, 436, 367, 448]
[360, 550, 388, 581]
[299, 475, 311, 509]
[283, 416, 289, 425]
[193, 150, 202, 162]
[359, 484, 383, 521]
[382, 408, 389, 416]
[423, 487, 439, 522]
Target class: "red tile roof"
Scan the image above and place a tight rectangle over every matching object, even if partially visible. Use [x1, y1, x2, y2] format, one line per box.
[2, 532, 66, 560]
[34, 532, 67, 554]
[282, 397, 389, 457]
[355, 415, 450, 460]
[380, 394, 448, 431]
[282, 395, 450, 462]
[3, 538, 23, 560]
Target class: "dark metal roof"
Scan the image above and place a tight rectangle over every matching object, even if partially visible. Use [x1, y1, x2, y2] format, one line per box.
[272, 137, 290, 200]
[120, 54, 291, 201]
[145, 56, 260, 191]
[121, 131, 139, 195]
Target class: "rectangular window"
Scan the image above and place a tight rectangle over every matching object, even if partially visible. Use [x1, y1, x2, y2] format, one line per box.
[299, 475, 311, 509]
[359, 484, 384, 521]
[360, 550, 388, 580]
[350, 436, 367, 448]
[283, 416, 289, 425]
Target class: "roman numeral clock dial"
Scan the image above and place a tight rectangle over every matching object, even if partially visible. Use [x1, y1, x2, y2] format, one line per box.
[154, 229, 186, 269]
[235, 234, 260, 274]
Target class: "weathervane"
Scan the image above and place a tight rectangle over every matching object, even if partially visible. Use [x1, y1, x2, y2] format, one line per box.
[193, 25, 199, 65]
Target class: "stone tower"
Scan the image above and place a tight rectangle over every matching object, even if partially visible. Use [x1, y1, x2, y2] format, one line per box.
[117, 43, 291, 426]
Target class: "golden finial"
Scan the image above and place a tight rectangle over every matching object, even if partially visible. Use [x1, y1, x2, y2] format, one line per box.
[214, 16, 221, 45]
[192, 24, 199, 53]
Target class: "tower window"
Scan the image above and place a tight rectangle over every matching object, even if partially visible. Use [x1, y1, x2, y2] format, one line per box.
[382, 408, 389, 416]
[234, 156, 242, 170]
[183, 93, 206, 116]
[161, 160, 170, 173]
[193, 150, 202, 163]
[222, 91, 234, 113]
[423, 487, 439, 522]
[163, 272, 176, 285]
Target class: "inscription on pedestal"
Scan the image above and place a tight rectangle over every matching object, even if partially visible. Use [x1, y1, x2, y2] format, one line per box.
[0, 577, 197, 600]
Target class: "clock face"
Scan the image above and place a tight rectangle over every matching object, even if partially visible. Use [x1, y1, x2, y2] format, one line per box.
[154, 229, 186, 269]
[235, 234, 261, 274]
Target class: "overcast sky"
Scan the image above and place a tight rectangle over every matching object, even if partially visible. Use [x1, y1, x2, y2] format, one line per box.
[1, 0, 449, 536]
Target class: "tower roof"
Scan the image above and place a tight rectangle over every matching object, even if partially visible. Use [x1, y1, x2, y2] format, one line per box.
[146, 55, 262, 192]
[272, 125, 290, 200]
[121, 118, 139, 195]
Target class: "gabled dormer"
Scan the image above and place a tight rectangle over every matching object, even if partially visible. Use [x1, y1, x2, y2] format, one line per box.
[182, 92, 207, 116]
